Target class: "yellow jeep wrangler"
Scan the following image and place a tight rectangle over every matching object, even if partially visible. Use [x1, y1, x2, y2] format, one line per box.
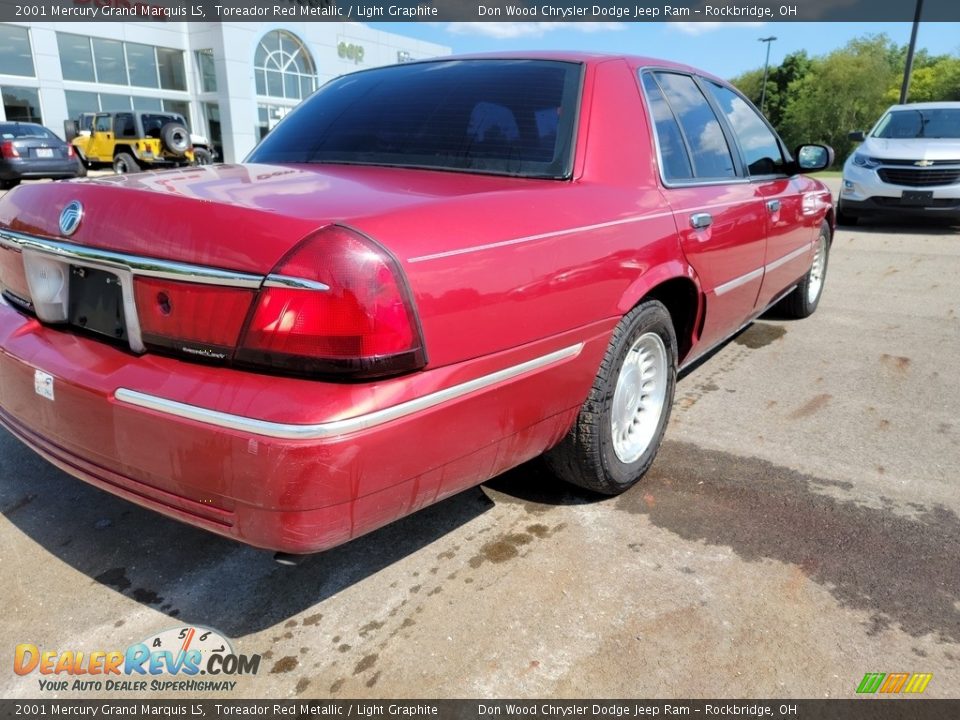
[67, 110, 195, 174]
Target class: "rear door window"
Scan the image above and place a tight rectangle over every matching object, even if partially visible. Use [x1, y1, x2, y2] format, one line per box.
[640, 73, 694, 181]
[654, 72, 737, 180]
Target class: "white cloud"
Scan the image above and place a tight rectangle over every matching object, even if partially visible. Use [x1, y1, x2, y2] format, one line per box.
[669, 22, 767, 36]
[446, 22, 626, 39]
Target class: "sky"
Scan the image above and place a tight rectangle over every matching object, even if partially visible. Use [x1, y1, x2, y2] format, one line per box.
[367, 22, 960, 79]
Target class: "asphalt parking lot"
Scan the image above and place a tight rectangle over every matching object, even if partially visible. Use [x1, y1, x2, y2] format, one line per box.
[1, 178, 958, 699]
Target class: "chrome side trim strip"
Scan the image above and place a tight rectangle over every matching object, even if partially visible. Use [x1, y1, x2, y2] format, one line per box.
[115, 343, 585, 440]
[264, 274, 330, 291]
[407, 213, 674, 263]
[713, 244, 812, 297]
[0, 229, 264, 288]
[764, 244, 810, 273]
[714, 267, 763, 297]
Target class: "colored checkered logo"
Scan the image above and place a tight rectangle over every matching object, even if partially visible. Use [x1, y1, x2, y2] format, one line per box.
[857, 672, 932, 694]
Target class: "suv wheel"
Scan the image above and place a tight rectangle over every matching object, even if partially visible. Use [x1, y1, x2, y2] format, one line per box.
[113, 152, 140, 174]
[193, 147, 213, 166]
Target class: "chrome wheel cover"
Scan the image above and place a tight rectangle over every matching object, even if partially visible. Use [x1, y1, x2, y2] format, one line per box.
[611, 332, 669, 464]
[807, 234, 827, 304]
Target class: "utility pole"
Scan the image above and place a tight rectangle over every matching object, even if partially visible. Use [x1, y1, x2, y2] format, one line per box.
[758, 36, 777, 116]
[899, 0, 924, 103]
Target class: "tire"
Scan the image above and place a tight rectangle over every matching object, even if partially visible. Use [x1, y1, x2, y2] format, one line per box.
[545, 299, 677, 495]
[0, 179, 20, 190]
[160, 123, 190, 157]
[63, 120, 78, 143]
[193, 147, 213, 166]
[836, 200, 858, 226]
[113, 152, 140, 174]
[775, 220, 831, 319]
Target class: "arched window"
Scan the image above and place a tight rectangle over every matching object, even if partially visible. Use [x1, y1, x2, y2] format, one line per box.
[254, 31, 316, 101]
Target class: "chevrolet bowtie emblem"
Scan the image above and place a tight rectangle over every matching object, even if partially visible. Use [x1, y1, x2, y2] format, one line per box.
[914, 160, 935, 167]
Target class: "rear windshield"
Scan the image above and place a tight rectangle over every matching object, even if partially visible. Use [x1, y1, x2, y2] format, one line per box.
[140, 114, 186, 138]
[873, 108, 960, 139]
[248, 59, 583, 179]
[0, 123, 58, 140]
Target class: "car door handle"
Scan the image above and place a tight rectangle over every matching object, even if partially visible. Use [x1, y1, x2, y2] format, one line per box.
[766, 199, 782, 212]
[690, 212, 713, 229]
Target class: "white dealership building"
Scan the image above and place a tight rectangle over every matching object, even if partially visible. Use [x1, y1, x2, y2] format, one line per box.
[0, 21, 450, 162]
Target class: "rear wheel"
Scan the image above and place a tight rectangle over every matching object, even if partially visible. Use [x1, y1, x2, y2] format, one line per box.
[775, 220, 830, 319]
[545, 299, 677, 495]
[113, 152, 140, 174]
[193, 147, 213, 165]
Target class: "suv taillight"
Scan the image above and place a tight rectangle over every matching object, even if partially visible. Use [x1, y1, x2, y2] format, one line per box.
[236, 226, 426, 378]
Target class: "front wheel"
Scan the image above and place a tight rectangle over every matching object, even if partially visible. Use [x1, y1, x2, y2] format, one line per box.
[775, 220, 831, 319]
[545, 299, 677, 495]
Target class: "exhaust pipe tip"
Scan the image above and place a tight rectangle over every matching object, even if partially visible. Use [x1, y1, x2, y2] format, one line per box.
[273, 552, 306, 567]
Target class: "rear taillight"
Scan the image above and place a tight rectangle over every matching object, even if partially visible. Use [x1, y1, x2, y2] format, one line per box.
[1, 142, 20, 159]
[236, 226, 426, 378]
[134, 278, 255, 360]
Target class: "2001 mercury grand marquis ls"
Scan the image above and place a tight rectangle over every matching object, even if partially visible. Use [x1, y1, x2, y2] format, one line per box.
[0, 54, 834, 556]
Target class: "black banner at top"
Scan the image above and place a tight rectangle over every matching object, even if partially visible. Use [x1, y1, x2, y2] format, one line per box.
[0, 0, 959, 23]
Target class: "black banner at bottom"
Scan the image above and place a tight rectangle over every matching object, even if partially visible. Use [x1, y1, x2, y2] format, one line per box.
[1, 700, 958, 720]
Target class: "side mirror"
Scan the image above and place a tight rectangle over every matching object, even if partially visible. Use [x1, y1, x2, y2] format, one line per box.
[794, 144, 834, 173]
[848, 130, 865, 141]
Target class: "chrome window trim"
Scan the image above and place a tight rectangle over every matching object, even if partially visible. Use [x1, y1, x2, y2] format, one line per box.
[115, 343, 585, 440]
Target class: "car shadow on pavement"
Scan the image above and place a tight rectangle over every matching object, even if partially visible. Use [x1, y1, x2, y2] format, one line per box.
[0, 437, 495, 636]
[837, 218, 959, 235]
[624, 440, 960, 645]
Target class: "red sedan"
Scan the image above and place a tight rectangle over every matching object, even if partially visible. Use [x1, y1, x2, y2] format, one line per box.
[0, 54, 834, 557]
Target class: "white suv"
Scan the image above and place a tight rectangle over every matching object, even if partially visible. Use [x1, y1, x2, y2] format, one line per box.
[838, 101, 960, 225]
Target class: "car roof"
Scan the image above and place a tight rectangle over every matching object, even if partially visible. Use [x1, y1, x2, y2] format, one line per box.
[372, 51, 726, 86]
[885, 101, 960, 111]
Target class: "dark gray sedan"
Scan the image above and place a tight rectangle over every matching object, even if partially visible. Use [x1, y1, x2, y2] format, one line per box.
[0, 122, 85, 190]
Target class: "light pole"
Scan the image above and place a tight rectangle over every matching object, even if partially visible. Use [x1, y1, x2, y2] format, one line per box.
[758, 36, 777, 116]
[899, 0, 924, 103]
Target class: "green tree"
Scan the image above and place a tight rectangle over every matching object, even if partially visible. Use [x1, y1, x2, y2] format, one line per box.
[730, 34, 959, 166]
[778, 36, 903, 162]
[889, 56, 960, 103]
